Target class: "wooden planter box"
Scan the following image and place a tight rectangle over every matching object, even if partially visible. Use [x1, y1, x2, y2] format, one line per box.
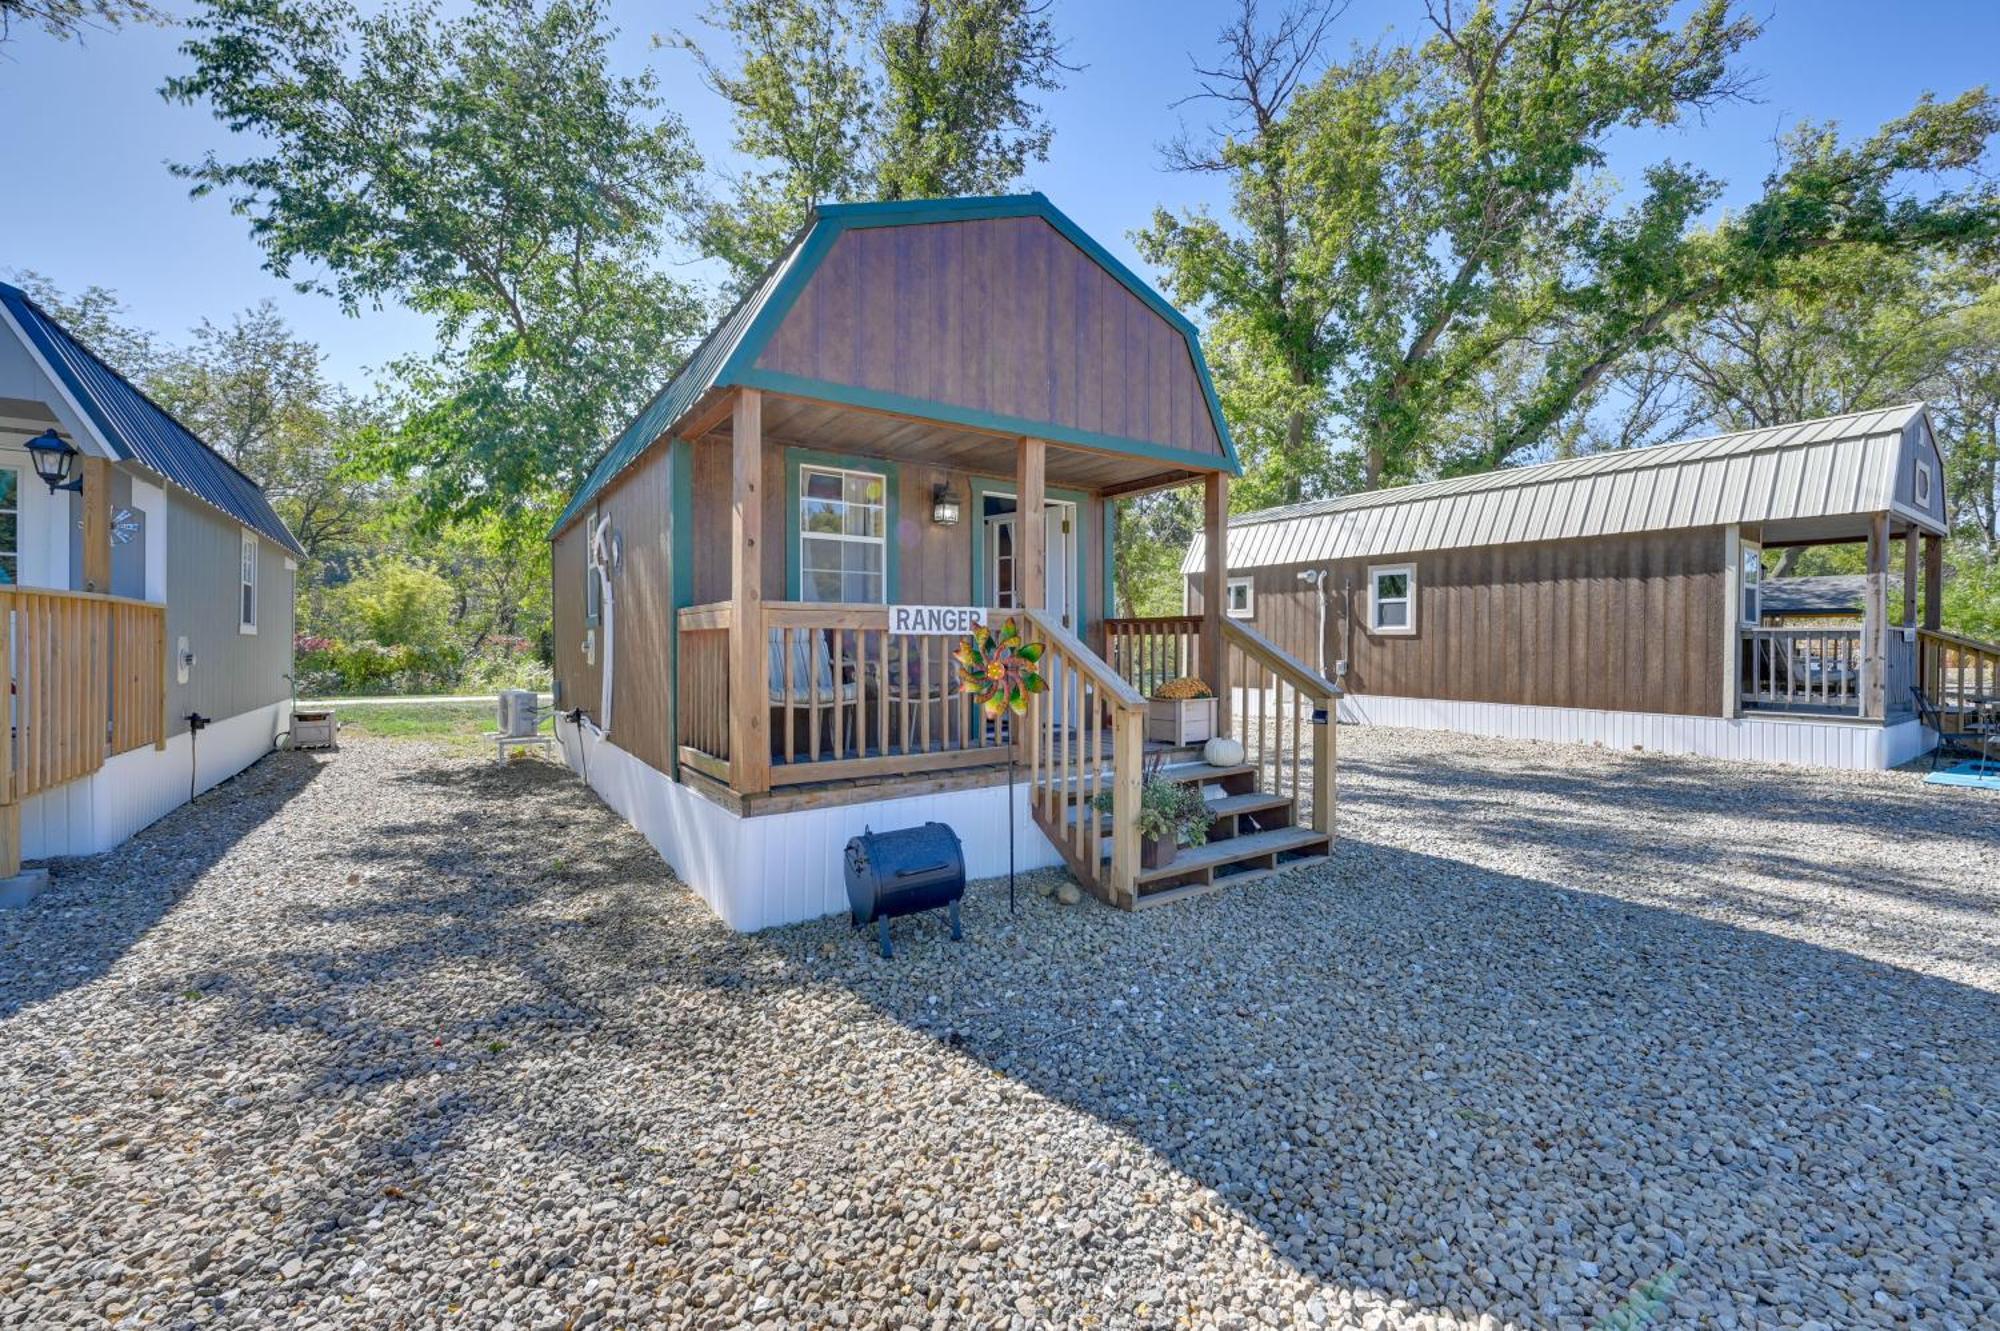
[1147, 696, 1215, 745]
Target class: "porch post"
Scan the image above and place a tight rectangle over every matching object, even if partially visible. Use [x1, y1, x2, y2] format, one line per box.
[1863, 512, 1889, 720]
[729, 389, 770, 795]
[1016, 438, 1046, 616]
[1904, 528, 1919, 630]
[1721, 524, 1742, 719]
[1203, 471, 1230, 736]
[1923, 533, 1943, 630]
[81, 456, 111, 594]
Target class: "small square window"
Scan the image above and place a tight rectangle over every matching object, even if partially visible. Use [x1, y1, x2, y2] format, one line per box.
[1368, 563, 1416, 635]
[1224, 576, 1254, 619]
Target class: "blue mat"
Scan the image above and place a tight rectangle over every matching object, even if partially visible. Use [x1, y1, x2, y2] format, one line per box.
[1924, 760, 2000, 789]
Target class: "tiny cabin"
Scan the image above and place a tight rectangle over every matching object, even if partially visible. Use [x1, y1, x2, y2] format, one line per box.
[550, 195, 1338, 931]
[1186, 405, 1996, 770]
[0, 282, 302, 876]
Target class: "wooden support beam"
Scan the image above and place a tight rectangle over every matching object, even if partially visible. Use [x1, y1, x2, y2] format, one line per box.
[1108, 707, 1143, 907]
[0, 804, 17, 881]
[1904, 528, 1919, 627]
[1863, 512, 1889, 720]
[728, 390, 770, 795]
[1721, 525, 1742, 719]
[1015, 438, 1046, 613]
[1203, 471, 1230, 735]
[1923, 533, 1943, 631]
[81, 456, 111, 594]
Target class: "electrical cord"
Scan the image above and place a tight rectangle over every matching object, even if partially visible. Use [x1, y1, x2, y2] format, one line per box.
[564, 707, 591, 784]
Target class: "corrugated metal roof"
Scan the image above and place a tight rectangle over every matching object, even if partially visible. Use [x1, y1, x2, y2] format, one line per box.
[1762, 574, 1866, 615]
[1186, 404, 1933, 574]
[0, 283, 305, 558]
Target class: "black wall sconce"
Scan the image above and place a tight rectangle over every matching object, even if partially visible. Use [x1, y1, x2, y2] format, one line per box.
[26, 428, 82, 494]
[930, 482, 962, 526]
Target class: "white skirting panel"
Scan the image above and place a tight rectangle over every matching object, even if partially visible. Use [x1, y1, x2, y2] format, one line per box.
[555, 716, 1062, 932]
[1334, 692, 1931, 771]
[20, 700, 289, 861]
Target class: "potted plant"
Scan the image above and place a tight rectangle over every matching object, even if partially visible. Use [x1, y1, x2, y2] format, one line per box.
[1147, 675, 1216, 745]
[1095, 761, 1213, 869]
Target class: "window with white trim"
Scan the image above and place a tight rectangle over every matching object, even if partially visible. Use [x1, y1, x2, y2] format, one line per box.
[799, 464, 887, 603]
[1368, 563, 1416, 634]
[239, 530, 258, 633]
[0, 468, 16, 586]
[1740, 540, 1762, 626]
[1224, 576, 1254, 618]
[1915, 458, 1934, 508]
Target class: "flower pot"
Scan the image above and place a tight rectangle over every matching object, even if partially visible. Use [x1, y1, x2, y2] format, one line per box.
[1147, 696, 1216, 745]
[1141, 834, 1176, 870]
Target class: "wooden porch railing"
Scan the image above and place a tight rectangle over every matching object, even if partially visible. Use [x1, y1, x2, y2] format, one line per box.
[1103, 615, 1203, 697]
[1919, 628, 2000, 729]
[1740, 626, 1863, 713]
[0, 587, 167, 807]
[1222, 618, 1337, 835]
[1022, 609, 1146, 908]
[675, 602, 733, 778]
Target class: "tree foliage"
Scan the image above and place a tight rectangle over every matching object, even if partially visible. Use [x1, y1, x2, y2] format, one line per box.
[1142, 0, 2000, 493]
[0, 0, 155, 43]
[165, 0, 708, 525]
[679, 0, 1070, 287]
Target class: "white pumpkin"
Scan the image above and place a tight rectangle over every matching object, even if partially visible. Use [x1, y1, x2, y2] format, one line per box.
[1203, 735, 1245, 767]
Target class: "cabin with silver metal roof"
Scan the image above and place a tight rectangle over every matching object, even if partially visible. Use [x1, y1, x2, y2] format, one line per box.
[1184, 404, 1995, 770]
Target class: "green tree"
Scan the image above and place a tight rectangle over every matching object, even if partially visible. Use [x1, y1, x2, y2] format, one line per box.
[1143, 0, 2000, 491]
[165, 0, 708, 526]
[678, 0, 1070, 287]
[333, 558, 458, 654]
[1, 0, 155, 43]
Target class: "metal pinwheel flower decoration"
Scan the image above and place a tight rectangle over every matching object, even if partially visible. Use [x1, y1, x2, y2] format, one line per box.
[954, 619, 1047, 718]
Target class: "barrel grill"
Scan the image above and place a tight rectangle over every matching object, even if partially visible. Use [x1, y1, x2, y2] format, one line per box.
[842, 823, 966, 958]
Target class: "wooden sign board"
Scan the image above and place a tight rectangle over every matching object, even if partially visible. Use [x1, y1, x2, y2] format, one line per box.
[888, 605, 987, 636]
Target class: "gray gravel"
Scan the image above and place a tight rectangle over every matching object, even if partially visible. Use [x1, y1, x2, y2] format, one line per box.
[1, 727, 1996, 1330]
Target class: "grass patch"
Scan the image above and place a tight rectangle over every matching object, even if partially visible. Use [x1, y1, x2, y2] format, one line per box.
[316, 701, 552, 747]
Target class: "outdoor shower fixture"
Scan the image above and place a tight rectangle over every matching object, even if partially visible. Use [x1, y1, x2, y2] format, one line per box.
[1297, 568, 1330, 679]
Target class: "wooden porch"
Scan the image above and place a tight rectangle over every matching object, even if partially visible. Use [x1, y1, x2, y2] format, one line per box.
[0, 587, 169, 875]
[667, 385, 1337, 909]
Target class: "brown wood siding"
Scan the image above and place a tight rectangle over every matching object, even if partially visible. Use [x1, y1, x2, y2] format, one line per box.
[550, 446, 675, 775]
[756, 217, 1224, 461]
[1194, 529, 1727, 717]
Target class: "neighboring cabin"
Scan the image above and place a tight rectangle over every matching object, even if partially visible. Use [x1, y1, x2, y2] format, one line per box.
[550, 194, 1336, 932]
[0, 282, 302, 870]
[1185, 405, 1980, 770]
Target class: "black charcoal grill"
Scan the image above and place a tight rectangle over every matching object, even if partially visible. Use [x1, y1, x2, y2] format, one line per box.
[843, 822, 966, 958]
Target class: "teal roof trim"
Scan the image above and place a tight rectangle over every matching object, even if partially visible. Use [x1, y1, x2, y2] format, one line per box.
[555, 193, 1239, 536]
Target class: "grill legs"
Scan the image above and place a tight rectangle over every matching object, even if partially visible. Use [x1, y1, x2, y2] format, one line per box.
[877, 916, 893, 959]
[949, 897, 962, 942]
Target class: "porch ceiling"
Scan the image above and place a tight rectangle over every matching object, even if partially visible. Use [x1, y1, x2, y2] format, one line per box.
[687, 387, 1208, 496]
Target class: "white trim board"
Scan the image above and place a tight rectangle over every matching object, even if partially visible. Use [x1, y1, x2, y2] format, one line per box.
[1333, 692, 1931, 771]
[556, 716, 1063, 932]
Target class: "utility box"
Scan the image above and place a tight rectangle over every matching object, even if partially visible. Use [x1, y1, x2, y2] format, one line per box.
[290, 708, 337, 751]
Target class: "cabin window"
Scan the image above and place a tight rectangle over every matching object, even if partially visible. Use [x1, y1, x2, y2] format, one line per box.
[1740, 541, 1762, 626]
[239, 530, 258, 633]
[584, 559, 602, 627]
[1225, 576, 1254, 618]
[1368, 564, 1416, 634]
[799, 463, 887, 603]
[0, 468, 16, 585]
[1915, 458, 1934, 508]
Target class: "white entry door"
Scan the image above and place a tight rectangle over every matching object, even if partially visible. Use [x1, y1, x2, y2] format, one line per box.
[984, 499, 1076, 624]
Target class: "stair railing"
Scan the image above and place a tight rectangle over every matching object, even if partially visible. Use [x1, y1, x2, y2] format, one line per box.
[1919, 628, 2000, 729]
[1221, 617, 1338, 836]
[1019, 608, 1147, 908]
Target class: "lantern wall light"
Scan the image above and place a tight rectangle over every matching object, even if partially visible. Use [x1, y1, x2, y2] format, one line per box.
[930, 482, 962, 526]
[26, 428, 82, 494]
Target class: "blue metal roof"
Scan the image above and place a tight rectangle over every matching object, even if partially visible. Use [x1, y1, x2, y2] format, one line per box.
[553, 193, 1240, 536]
[0, 282, 306, 559]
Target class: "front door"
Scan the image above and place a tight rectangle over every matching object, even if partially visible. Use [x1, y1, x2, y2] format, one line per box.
[984, 499, 1076, 625]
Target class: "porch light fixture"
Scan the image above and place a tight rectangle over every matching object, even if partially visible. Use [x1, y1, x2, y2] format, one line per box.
[26, 428, 81, 494]
[930, 482, 962, 526]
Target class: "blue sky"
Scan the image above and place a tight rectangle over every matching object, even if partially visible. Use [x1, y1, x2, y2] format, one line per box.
[1, 0, 1996, 396]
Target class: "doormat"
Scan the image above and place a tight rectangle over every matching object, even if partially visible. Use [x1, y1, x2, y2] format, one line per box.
[1924, 760, 2000, 790]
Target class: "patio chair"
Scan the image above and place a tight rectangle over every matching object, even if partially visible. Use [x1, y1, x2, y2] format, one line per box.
[769, 629, 858, 761]
[1911, 686, 1996, 771]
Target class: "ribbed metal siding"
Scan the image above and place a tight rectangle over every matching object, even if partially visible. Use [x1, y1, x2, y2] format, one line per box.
[0, 284, 304, 559]
[1189, 404, 1932, 573]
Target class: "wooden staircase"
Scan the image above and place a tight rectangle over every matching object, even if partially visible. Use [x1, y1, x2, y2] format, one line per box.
[1043, 744, 1332, 909]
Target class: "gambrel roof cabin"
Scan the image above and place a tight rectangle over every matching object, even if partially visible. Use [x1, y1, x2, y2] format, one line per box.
[550, 195, 1339, 931]
[1186, 404, 1998, 770]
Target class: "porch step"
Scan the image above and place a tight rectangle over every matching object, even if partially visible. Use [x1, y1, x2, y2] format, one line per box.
[1060, 789, 1294, 836]
[1134, 825, 1332, 889]
[1156, 761, 1255, 786]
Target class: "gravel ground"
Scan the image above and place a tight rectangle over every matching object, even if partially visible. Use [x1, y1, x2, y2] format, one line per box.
[1, 728, 1996, 1331]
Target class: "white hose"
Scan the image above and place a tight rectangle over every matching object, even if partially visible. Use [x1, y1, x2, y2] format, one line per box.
[588, 512, 617, 736]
